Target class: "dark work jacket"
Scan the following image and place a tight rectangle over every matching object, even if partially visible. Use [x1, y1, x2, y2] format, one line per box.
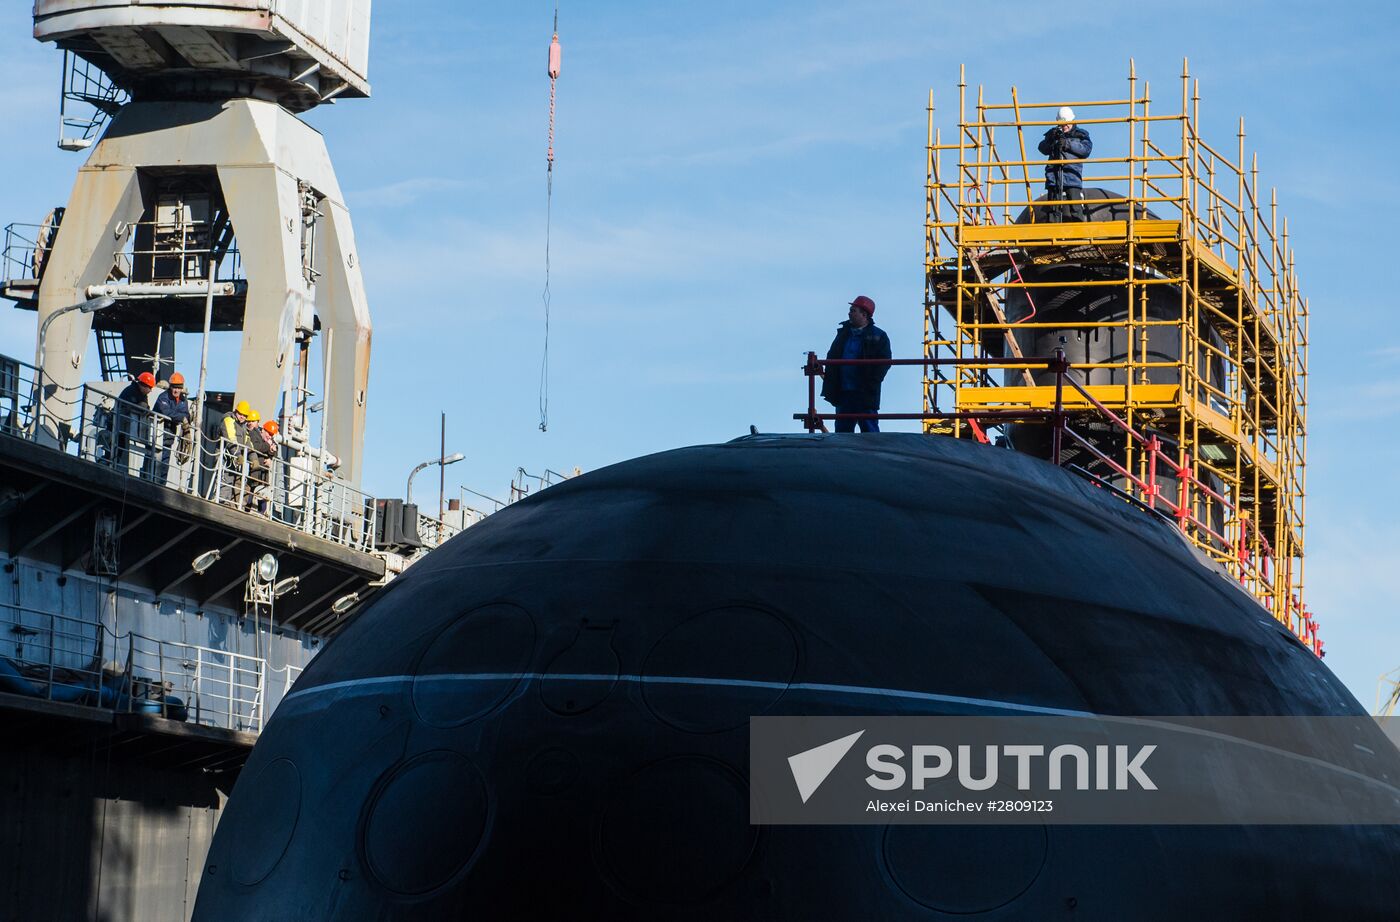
[115, 381, 150, 413]
[113, 381, 152, 446]
[822, 320, 892, 405]
[1037, 127, 1093, 189]
[153, 389, 190, 427]
[248, 426, 277, 459]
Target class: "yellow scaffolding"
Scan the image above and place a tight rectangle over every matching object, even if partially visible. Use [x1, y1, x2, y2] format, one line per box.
[924, 60, 1313, 647]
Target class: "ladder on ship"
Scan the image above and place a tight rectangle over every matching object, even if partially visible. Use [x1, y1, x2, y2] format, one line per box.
[96, 328, 125, 381]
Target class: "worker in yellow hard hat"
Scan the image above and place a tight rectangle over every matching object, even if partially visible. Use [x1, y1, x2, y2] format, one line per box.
[222, 400, 252, 444]
[244, 409, 268, 449]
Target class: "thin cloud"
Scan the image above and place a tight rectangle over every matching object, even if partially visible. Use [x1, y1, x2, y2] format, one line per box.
[351, 177, 479, 208]
[609, 118, 921, 171]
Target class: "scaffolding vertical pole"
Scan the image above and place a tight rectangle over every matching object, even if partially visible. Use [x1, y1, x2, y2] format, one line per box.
[924, 89, 935, 418]
[1260, 149, 1271, 590]
[1177, 59, 1191, 488]
[1188, 75, 1204, 540]
[1194, 76, 1209, 474]
[932, 123, 955, 425]
[1279, 212, 1292, 609]
[1139, 81, 1152, 389]
[1234, 118, 1246, 439]
[1283, 232, 1297, 613]
[1010, 87, 1033, 222]
[976, 84, 986, 227]
[1297, 274, 1306, 602]
[1125, 59, 1139, 484]
[955, 65, 968, 436]
[1241, 172, 1254, 581]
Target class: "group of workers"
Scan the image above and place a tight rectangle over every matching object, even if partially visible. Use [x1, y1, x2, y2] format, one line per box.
[821, 107, 1092, 430]
[213, 401, 282, 513]
[114, 370, 185, 481]
[110, 371, 282, 510]
[219, 400, 281, 464]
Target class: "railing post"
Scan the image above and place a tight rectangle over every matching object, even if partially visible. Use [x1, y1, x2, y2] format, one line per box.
[1177, 451, 1193, 532]
[46, 610, 56, 702]
[75, 385, 85, 460]
[34, 367, 45, 444]
[1145, 436, 1159, 510]
[1235, 512, 1249, 585]
[194, 650, 203, 726]
[157, 639, 166, 717]
[122, 635, 134, 714]
[1050, 348, 1068, 464]
[237, 445, 248, 510]
[804, 352, 820, 432]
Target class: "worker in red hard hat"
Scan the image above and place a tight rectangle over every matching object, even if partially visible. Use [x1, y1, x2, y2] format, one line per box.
[244, 412, 278, 515]
[153, 371, 192, 485]
[821, 295, 892, 433]
[114, 371, 158, 477]
[114, 370, 156, 415]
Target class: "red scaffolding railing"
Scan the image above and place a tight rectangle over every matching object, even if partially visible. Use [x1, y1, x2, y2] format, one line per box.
[795, 349, 1322, 657]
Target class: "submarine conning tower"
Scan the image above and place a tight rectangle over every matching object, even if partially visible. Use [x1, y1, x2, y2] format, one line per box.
[922, 61, 1314, 653]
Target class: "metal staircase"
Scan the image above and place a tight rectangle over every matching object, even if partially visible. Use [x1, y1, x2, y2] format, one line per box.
[59, 50, 128, 151]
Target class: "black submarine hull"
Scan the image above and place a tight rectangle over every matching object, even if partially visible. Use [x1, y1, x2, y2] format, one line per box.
[192, 434, 1400, 920]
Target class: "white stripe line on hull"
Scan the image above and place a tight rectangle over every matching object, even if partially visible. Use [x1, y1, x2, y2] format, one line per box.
[283, 672, 1093, 717]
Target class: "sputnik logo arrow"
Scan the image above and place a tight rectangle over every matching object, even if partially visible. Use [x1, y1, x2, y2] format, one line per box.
[788, 730, 865, 804]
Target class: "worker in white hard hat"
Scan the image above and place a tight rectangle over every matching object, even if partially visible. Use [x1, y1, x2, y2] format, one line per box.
[1037, 105, 1094, 221]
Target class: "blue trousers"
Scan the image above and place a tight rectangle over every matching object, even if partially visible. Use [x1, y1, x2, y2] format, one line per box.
[833, 395, 880, 433]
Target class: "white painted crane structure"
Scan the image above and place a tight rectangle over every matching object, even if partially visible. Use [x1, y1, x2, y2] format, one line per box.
[29, 0, 373, 483]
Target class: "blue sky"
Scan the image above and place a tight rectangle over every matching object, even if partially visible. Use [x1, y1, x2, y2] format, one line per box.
[1, 1, 1396, 706]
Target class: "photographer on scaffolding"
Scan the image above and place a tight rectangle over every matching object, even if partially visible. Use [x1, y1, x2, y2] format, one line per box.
[1038, 106, 1093, 221]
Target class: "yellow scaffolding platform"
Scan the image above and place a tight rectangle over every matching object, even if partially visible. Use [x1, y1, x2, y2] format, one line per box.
[924, 61, 1312, 647]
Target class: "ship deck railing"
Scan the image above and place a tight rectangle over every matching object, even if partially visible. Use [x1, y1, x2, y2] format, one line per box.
[3, 215, 246, 292]
[1, 223, 54, 288]
[416, 512, 461, 549]
[1, 601, 277, 734]
[0, 352, 460, 555]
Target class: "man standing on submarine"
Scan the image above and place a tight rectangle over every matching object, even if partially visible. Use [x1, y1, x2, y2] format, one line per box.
[822, 295, 892, 433]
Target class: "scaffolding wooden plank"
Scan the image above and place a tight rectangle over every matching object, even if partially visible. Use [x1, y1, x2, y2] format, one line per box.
[1185, 238, 1243, 290]
[957, 383, 1179, 409]
[961, 218, 1180, 246]
[1185, 396, 1281, 486]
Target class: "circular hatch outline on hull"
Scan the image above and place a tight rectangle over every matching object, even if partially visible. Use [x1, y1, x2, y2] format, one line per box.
[880, 822, 1049, 914]
[640, 604, 801, 735]
[410, 601, 537, 729]
[229, 757, 303, 887]
[359, 749, 493, 897]
[594, 754, 761, 906]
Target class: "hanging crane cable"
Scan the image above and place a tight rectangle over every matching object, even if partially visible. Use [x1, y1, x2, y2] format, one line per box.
[540, 8, 561, 432]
